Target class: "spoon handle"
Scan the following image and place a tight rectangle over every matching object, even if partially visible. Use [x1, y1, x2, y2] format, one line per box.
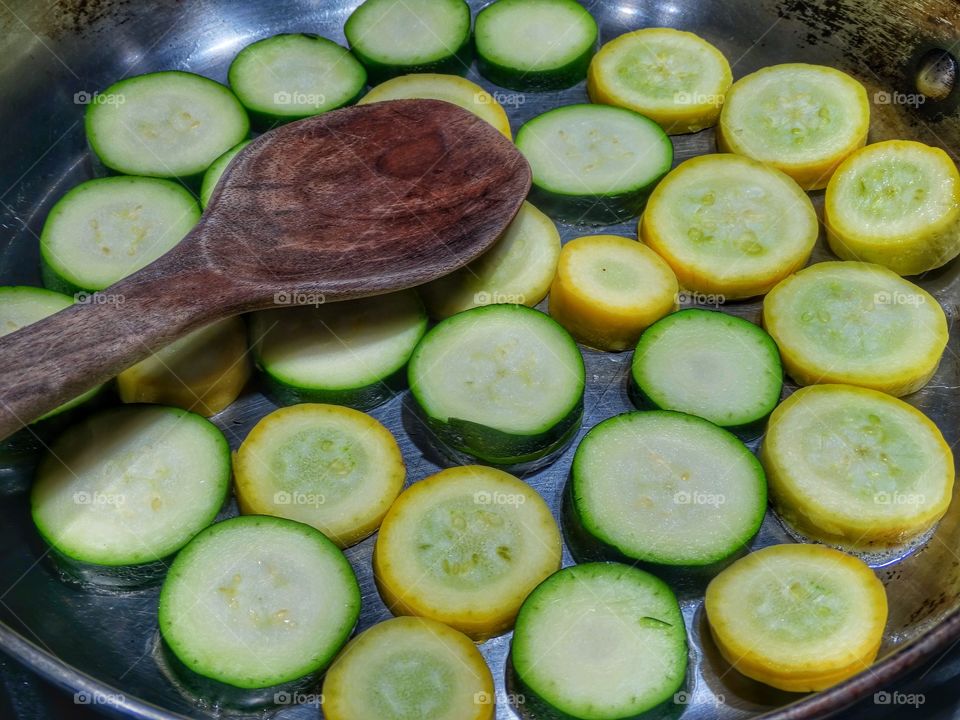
[0, 255, 226, 440]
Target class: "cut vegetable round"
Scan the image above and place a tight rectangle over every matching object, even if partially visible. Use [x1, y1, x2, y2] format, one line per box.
[117, 317, 250, 416]
[475, 0, 598, 91]
[408, 304, 584, 466]
[825, 139, 960, 275]
[631, 309, 783, 437]
[717, 63, 869, 190]
[31, 405, 230, 587]
[322, 616, 494, 720]
[761, 384, 953, 548]
[159, 515, 360, 690]
[373, 465, 561, 640]
[705, 543, 888, 692]
[517, 104, 673, 224]
[568, 411, 766, 567]
[358, 73, 512, 139]
[229, 34, 367, 127]
[235, 404, 405, 548]
[548, 234, 678, 351]
[513, 562, 687, 720]
[200, 140, 251, 208]
[250, 291, 427, 410]
[345, 0, 471, 83]
[640, 153, 818, 299]
[40, 176, 200, 294]
[588, 28, 732, 134]
[762, 261, 947, 396]
[419, 201, 560, 319]
[85, 71, 249, 179]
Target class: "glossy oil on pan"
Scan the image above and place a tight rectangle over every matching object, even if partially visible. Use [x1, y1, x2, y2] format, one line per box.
[0, 0, 958, 719]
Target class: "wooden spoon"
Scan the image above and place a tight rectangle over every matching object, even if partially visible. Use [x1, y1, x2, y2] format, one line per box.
[0, 99, 531, 439]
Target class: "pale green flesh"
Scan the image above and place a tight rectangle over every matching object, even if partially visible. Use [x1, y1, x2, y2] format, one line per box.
[476, 0, 595, 70]
[614, 42, 705, 99]
[200, 140, 250, 208]
[367, 651, 456, 719]
[268, 426, 368, 504]
[347, 0, 468, 65]
[746, 570, 848, 643]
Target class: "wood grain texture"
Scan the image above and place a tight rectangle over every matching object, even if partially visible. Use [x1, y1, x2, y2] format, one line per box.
[0, 99, 531, 439]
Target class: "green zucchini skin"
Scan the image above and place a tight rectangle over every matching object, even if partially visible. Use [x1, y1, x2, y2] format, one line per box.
[527, 183, 662, 225]
[258, 363, 407, 410]
[476, 41, 594, 92]
[351, 37, 472, 86]
[242, 84, 366, 130]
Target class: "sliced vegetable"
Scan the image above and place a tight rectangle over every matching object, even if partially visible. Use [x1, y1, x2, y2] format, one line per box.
[373, 465, 562, 639]
[117, 317, 250, 416]
[761, 383, 953, 547]
[705, 543, 888, 692]
[640, 153, 818, 299]
[419, 201, 560, 319]
[31, 405, 230, 587]
[40, 176, 201, 294]
[235, 404, 405, 548]
[717, 63, 869, 190]
[344, 0, 471, 84]
[407, 304, 584, 466]
[250, 291, 427, 410]
[85, 71, 249, 179]
[762, 261, 947, 396]
[548, 234, 678, 351]
[513, 562, 687, 719]
[228, 34, 366, 128]
[475, 0, 598, 91]
[322, 616, 494, 720]
[630, 309, 783, 437]
[516, 104, 673, 224]
[159, 516, 360, 694]
[568, 411, 766, 567]
[588, 28, 732, 134]
[825, 139, 960, 275]
[358, 73, 512, 139]
[200, 141, 251, 208]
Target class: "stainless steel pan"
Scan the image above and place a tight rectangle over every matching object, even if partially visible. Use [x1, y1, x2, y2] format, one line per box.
[0, 1, 958, 718]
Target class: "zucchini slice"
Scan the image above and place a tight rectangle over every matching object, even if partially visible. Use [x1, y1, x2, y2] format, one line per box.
[631, 309, 783, 438]
[548, 234, 678, 351]
[761, 384, 953, 548]
[322, 616, 494, 720]
[159, 516, 360, 694]
[516, 104, 674, 224]
[407, 304, 585, 466]
[512, 562, 687, 719]
[344, 0, 471, 84]
[200, 141, 250, 208]
[640, 153, 818, 299]
[588, 28, 732, 134]
[250, 291, 427, 410]
[235, 404, 405, 548]
[717, 63, 869, 190]
[117, 317, 250, 416]
[228, 34, 367, 128]
[762, 261, 947, 396]
[85, 71, 249, 179]
[373, 465, 562, 640]
[825, 139, 960, 275]
[31, 405, 230, 587]
[358, 73, 512, 139]
[40, 176, 201, 294]
[475, 0, 598, 91]
[568, 411, 766, 567]
[705, 543, 888, 692]
[419, 201, 560, 319]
